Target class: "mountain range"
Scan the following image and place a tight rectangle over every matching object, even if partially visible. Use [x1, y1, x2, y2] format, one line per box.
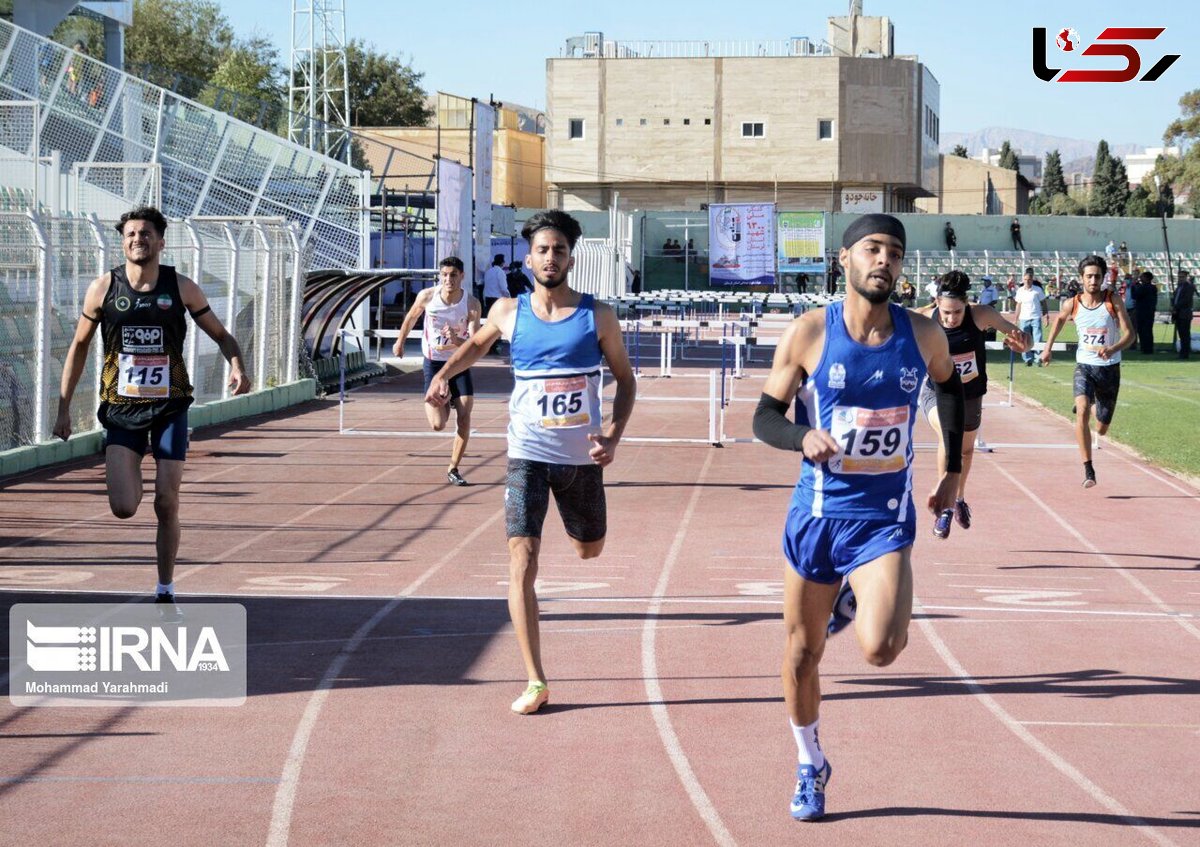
[940, 127, 1144, 171]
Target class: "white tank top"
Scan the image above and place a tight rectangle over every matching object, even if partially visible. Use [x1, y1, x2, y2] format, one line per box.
[421, 287, 470, 361]
[1073, 294, 1121, 366]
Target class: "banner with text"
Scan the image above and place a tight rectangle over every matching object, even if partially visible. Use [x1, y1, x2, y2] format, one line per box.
[708, 203, 776, 286]
[472, 100, 495, 283]
[777, 211, 827, 275]
[436, 157, 473, 265]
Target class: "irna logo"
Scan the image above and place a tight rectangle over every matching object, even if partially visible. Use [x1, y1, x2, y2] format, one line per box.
[25, 619, 230, 673]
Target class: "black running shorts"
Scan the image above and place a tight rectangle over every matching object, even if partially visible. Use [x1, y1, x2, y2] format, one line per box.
[505, 458, 606, 542]
[1073, 362, 1121, 425]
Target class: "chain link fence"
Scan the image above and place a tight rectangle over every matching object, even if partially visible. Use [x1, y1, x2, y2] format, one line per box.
[0, 18, 368, 271]
[0, 212, 303, 452]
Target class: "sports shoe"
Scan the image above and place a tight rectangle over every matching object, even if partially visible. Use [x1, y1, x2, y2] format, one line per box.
[1083, 463, 1096, 488]
[954, 498, 972, 530]
[447, 468, 468, 486]
[932, 508, 954, 539]
[827, 580, 856, 637]
[155, 591, 183, 623]
[511, 681, 549, 715]
[973, 437, 993, 454]
[790, 760, 832, 821]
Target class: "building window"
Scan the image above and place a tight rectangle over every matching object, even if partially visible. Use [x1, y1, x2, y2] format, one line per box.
[741, 121, 765, 138]
[615, 118, 623, 127]
[683, 118, 691, 126]
[704, 118, 712, 126]
[639, 118, 648, 126]
[818, 119, 833, 140]
[568, 119, 584, 140]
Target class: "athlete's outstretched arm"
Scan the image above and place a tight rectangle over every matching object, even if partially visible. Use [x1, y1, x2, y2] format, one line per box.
[974, 304, 1031, 352]
[181, 277, 249, 395]
[912, 314, 962, 516]
[392, 288, 430, 356]
[754, 314, 839, 462]
[1039, 305, 1071, 365]
[591, 303, 636, 466]
[53, 274, 107, 440]
[424, 299, 509, 407]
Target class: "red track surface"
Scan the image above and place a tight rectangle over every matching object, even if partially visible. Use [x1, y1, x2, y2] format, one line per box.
[2, 358, 1198, 846]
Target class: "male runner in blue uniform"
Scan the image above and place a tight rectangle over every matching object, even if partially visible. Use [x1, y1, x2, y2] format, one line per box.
[426, 210, 637, 714]
[753, 214, 964, 821]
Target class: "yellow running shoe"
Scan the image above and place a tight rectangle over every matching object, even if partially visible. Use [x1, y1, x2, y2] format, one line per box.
[511, 681, 549, 715]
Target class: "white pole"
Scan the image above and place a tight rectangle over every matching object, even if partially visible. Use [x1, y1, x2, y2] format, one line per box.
[29, 212, 50, 443]
[708, 368, 718, 445]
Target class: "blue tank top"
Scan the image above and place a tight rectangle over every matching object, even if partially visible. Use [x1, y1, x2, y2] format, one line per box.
[508, 292, 604, 464]
[791, 302, 927, 521]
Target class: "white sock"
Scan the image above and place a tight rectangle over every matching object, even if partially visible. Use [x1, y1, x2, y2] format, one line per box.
[156, 582, 174, 596]
[790, 719, 825, 769]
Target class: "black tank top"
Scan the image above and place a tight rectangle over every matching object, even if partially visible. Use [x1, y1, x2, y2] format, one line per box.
[99, 264, 193, 414]
[939, 305, 989, 399]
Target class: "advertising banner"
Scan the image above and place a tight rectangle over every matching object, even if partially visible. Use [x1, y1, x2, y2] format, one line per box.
[472, 100, 495, 283]
[777, 211, 827, 275]
[436, 157, 473, 265]
[708, 203, 775, 286]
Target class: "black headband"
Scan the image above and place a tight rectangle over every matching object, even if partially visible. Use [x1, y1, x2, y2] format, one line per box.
[841, 214, 906, 253]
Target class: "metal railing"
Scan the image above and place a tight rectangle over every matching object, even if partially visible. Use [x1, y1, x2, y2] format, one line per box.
[0, 212, 304, 451]
[0, 18, 369, 270]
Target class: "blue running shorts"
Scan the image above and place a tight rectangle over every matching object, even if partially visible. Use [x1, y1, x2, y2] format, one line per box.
[782, 508, 916, 584]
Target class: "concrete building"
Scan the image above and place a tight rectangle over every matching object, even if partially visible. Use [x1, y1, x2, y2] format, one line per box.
[975, 147, 1042, 185]
[1124, 146, 1180, 187]
[355, 93, 546, 208]
[545, 5, 939, 213]
[916, 155, 1031, 216]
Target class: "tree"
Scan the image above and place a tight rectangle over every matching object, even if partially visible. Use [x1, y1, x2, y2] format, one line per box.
[1109, 158, 1131, 215]
[341, 41, 433, 128]
[997, 140, 1019, 172]
[1125, 183, 1155, 217]
[950, 144, 968, 158]
[125, 0, 235, 99]
[1088, 139, 1121, 216]
[202, 35, 285, 126]
[1162, 89, 1200, 217]
[1041, 150, 1067, 199]
[1049, 193, 1085, 216]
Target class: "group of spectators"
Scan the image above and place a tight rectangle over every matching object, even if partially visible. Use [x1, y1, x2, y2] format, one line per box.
[891, 262, 1195, 359]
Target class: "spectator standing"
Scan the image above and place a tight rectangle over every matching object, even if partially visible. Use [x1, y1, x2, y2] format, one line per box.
[1005, 274, 1018, 311]
[1015, 268, 1047, 366]
[483, 253, 512, 355]
[1010, 218, 1025, 251]
[944, 221, 957, 251]
[1172, 271, 1196, 359]
[1132, 271, 1159, 354]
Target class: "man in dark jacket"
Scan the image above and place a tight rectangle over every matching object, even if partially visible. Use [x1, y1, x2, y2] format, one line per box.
[1132, 271, 1159, 354]
[944, 221, 957, 251]
[1173, 271, 1196, 359]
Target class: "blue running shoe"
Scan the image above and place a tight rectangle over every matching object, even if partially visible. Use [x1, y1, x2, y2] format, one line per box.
[954, 498, 972, 529]
[827, 580, 856, 637]
[790, 760, 831, 821]
[932, 508, 954, 539]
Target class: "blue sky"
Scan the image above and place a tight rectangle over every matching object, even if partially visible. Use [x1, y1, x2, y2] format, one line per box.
[221, 0, 1197, 149]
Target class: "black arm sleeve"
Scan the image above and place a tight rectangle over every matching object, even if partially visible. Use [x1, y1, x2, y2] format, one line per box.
[188, 305, 212, 320]
[934, 369, 965, 473]
[753, 393, 811, 452]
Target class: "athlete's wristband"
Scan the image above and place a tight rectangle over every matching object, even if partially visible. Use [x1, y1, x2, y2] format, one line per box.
[753, 393, 811, 452]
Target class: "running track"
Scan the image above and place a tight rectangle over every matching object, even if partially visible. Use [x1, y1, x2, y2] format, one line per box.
[1, 359, 1198, 846]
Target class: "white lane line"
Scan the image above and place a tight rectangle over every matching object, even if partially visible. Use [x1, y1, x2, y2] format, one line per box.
[948, 584, 1104, 592]
[641, 449, 736, 847]
[1122, 461, 1200, 502]
[920, 604, 1194, 619]
[915, 605, 1179, 847]
[992, 463, 1200, 641]
[265, 506, 506, 847]
[1017, 721, 1200, 729]
[937, 573, 1096, 581]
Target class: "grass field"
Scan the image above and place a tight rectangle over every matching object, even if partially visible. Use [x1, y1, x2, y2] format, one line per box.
[986, 321, 1200, 479]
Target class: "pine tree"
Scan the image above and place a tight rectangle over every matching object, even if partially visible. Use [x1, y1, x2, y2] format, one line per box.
[1109, 159, 1132, 216]
[998, 140, 1019, 172]
[1041, 150, 1067, 198]
[1089, 140, 1116, 216]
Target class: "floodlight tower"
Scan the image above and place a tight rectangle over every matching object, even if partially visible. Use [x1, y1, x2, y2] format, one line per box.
[289, 0, 351, 163]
